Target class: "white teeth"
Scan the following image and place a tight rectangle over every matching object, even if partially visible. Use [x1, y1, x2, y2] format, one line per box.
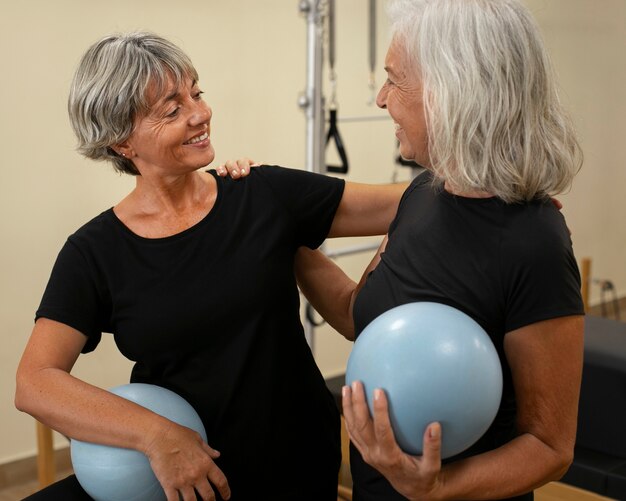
[186, 132, 208, 144]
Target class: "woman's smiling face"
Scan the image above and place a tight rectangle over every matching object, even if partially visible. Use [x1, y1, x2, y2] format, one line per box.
[377, 38, 430, 169]
[120, 75, 214, 175]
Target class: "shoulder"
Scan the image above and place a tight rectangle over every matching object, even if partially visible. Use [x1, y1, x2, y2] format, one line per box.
[500, 200, 572, 256]
[66, 209, 119, 251]
[252, 164, 344, 187]
[235, 165, 345, 203]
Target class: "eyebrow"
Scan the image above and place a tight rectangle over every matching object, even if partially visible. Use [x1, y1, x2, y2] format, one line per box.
[161, 79, 198, 104]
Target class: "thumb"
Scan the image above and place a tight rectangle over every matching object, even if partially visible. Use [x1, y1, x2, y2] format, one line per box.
[422, 422, 442, 468]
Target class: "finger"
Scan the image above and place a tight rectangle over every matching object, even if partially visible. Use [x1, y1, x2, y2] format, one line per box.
[193, 477, 216, 501]
[237, 158, 254, 177]
[551, 198, 563, 210]
[201, 442, 221, 459]
[341, 385, 354, 426]
[178, 486, 197, 501]
[421, 422, 442, 474]
[224, 160, 240, 179]
[372, 388, 399, 451]
[351, 381, 374, 427]
[206, 463, 231, 500]
[349, 381, 378, 450]
[164, 487, 180, 501]
[342, 385, 363, 449]
[216, 165, 227, 177]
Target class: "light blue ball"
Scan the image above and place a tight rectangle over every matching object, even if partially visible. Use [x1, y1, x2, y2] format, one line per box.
[71, 383, 206, 501]
[346, 302, 502, 459]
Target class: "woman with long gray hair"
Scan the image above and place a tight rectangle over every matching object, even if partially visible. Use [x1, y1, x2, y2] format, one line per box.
[296, 0, 584, 499]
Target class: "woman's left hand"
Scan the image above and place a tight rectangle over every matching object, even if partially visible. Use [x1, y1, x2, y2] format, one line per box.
[343, 381, 443, 500]
[216, 157, 258, 178]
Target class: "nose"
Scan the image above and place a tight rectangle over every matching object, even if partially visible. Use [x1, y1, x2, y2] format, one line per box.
[376, 83, 388, 109]
[190, 100, 212, 126]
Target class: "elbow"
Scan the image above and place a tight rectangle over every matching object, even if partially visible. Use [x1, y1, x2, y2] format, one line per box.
[14, 369, 38, 416]
[549, 447, 575, 482]
[14, 377, 30, 414]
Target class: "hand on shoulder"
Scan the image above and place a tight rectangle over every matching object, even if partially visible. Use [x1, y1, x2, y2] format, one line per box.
[215, 158, 259, 179]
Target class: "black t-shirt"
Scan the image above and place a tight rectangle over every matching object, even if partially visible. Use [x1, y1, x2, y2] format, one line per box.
[352, 171, 584, 501]
[36, 166, 344, 500]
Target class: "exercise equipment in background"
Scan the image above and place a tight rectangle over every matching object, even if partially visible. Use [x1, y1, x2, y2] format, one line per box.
[367, 0, 377, 105]
[325, 0, 349, 174]
[346, 302, 502, 459]
[71, 383, 206, 501]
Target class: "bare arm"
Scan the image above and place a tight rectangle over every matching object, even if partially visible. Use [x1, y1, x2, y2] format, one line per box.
[295, 236, 389, 340]
[343, 315, 584, 500]
[328, 182, 406, 238]
[15, 319, 230, 501]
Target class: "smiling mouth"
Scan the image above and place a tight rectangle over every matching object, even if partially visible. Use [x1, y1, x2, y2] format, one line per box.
[184, 132, 209, 145]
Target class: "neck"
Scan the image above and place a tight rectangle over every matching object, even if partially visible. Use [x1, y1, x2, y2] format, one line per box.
[132, 170, 211, 215]
[444, 180, 494, 199]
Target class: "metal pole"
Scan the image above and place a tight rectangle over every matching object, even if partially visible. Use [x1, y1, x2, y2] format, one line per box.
[299, 0, 326, 350]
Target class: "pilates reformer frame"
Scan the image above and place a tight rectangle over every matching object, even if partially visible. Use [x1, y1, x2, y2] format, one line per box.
[297, 0, 423, 350]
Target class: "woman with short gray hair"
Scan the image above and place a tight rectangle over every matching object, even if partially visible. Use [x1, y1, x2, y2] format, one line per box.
[296, 0, 584, 499]
[15, 31, 406, 500]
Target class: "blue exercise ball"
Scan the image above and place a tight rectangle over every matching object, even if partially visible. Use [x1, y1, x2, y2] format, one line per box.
[346, 302, 502, 459]
[71, 383, 206, 501]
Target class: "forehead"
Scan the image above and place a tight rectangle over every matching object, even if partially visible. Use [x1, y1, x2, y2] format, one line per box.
[144, 73, 195, 106]
[385, 39, 408, 73]
[386, 38, 423, 83]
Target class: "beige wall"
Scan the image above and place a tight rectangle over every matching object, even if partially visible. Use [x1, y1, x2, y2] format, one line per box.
[0, 0, 624, 465]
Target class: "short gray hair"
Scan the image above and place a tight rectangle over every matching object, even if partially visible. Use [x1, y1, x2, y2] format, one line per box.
[68, 32, 199, 175]
[388, 0, 582, 202]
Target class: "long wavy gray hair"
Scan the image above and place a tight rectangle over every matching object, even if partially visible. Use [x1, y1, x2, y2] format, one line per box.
[388, 0, 582, 202]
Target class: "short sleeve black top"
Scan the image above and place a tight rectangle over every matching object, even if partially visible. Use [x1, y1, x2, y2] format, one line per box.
[351, 171, 584, 501]
[36, 166, 345, 500]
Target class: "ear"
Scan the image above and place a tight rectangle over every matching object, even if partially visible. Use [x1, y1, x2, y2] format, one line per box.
[112, 141, 135, 159]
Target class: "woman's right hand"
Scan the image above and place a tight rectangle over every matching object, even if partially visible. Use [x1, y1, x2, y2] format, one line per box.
[144, 418, 231, 501]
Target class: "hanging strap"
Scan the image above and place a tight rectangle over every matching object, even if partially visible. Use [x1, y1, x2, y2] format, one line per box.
[306, 303, 326, 327]
[326, 108, 349, 173]
[325, 0, 348, 174]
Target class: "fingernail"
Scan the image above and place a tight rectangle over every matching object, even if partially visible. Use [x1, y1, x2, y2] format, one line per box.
[342, 385, 348, 397]
[429, 423, 440, 439]
[241, 168, 246, 174]
[374, 389, 382, 400]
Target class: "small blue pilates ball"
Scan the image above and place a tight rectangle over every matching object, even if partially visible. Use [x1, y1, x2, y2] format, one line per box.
[71, 383, 206, 501]
[346, 302, 502, 459]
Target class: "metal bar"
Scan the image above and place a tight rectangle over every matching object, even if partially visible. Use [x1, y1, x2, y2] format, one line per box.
[325, 242, 381, 259]
[333, 115, 391, 123]
[300, 0, 326, 350]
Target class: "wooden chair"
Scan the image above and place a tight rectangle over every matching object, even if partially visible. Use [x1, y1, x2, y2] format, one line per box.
[337, 416, 353, 500]
[36, 421, 55, 488]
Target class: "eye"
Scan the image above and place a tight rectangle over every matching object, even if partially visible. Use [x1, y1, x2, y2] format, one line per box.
[166, 106, 180, 118]
[193, 90, 205, 100]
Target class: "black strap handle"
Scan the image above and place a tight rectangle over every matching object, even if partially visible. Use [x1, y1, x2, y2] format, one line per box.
[306, 303, 326, 327]
[326, 109, 349, 174]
